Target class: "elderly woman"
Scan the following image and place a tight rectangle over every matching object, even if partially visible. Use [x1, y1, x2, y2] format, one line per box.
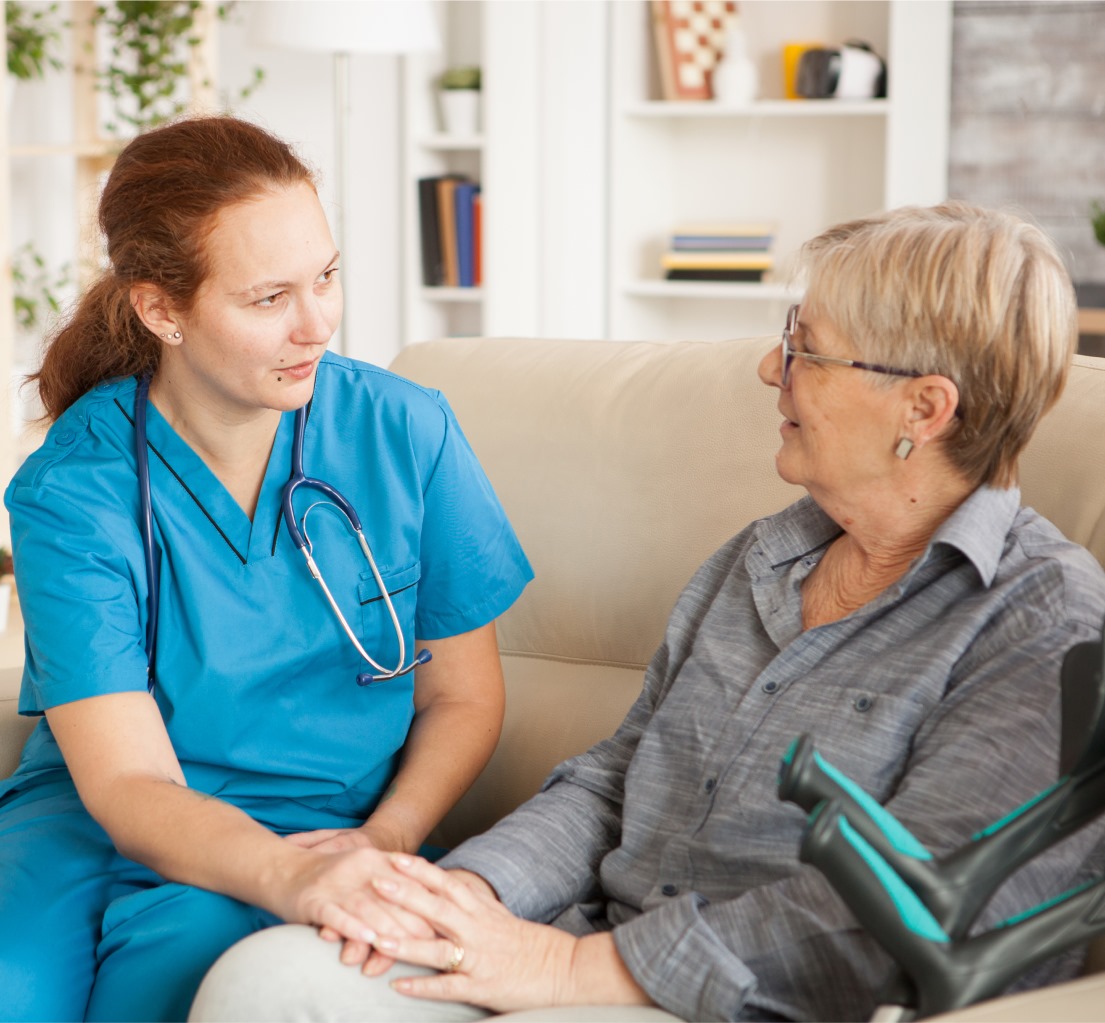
[191, 203, 1105, 1023]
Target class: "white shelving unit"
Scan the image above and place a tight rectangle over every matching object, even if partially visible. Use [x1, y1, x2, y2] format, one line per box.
[624, 99, 892, 119]
[608, 0, 951, 342]
[1, 2, 219, 482]
[401, 2, 485, 347]
[399, 1, 608, 346]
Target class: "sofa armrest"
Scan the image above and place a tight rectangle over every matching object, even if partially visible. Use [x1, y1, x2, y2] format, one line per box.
[0, 666, 33, 778]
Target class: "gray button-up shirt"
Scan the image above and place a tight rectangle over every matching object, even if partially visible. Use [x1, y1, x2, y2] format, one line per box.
[443, 487, 1105, 1021]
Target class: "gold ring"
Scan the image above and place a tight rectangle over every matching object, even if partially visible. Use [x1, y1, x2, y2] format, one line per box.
[443, 943, 465, 973]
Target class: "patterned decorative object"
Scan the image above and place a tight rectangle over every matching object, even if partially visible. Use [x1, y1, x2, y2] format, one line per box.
[652, 0, 740, 101]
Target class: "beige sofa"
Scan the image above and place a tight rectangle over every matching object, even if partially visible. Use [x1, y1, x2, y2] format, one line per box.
[4, 336, 1105, 1018]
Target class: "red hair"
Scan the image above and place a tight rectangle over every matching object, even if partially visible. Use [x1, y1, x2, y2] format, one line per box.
[34, 116, 316, 420]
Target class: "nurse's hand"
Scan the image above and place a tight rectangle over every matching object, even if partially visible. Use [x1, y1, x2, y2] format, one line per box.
[285, 825, 419, 972]
[281, 845, 437, 967]
[284, 826, 379, 854]
[285, 813, 410, 856]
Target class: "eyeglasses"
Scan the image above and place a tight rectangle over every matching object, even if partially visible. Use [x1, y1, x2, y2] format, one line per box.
[780, 304, 922, 388]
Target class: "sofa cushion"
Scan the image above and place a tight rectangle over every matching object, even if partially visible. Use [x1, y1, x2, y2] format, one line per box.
[1019, 355, 1105, 566]
[390, 336, 802, 672]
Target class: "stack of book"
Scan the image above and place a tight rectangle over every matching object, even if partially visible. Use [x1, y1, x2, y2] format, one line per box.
[417, 175, 483, 288]
[661, 223, 774, 282]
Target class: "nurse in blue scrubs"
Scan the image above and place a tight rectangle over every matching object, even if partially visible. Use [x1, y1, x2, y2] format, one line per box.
[0, 116, 532, 1022]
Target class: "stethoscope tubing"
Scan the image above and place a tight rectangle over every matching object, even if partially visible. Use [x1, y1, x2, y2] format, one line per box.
[135, 374, 429, 691]
[135, 375, 159, 692]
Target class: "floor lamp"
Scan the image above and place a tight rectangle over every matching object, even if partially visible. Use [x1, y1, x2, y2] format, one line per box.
[248, 1, 440, 355]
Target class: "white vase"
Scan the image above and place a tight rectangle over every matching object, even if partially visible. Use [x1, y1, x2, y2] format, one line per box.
[713, 27, 758, 105]
[440, 89, 481, 136]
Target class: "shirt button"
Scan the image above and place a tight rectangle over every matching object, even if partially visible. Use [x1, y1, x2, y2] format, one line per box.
[661, 884, 678, 897]
[763, 680, 780, 694]
[704, 778, 716, 793]
[96, 381, 114, 392]
[55, 431, 74, 446]
[854, 695, 874, 712]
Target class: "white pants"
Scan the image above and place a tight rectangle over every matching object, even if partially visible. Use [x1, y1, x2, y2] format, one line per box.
[188, 924, 682, 1023]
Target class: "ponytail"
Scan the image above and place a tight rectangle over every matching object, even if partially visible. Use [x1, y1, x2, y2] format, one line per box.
[33, 275, 160, 421]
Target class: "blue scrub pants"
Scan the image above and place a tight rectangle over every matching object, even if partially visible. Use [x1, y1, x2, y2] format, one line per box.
[0, 784, 279, 1022]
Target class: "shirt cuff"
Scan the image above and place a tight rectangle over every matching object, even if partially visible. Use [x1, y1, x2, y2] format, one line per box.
[439, 784, 615, 922]
[613, 894, 759, 1022]
[439, 838, 547, 917]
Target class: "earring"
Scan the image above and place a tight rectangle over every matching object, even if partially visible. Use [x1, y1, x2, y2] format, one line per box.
[895, 437, 915, 460]
[159, 330, 182, 340]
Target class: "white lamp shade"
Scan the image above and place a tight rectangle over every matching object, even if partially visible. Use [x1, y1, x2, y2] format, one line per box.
[248, 1, 440, 55]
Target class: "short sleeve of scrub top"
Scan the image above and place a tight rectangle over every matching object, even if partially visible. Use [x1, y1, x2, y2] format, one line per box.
[3, 354, 533, 830]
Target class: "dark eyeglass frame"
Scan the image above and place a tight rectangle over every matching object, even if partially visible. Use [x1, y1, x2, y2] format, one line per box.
[780, 304, 922, 388]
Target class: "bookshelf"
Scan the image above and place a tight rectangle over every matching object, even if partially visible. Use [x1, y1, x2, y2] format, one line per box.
[393, 1, 949, 348]
[608, 0, 951, 341]
[401, 2, 485, 346]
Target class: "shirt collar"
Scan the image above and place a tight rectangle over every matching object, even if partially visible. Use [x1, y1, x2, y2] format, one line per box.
[927, 484, 1020, 587]
[752, 485, 1020, 589]
[753, 496, 841, 570]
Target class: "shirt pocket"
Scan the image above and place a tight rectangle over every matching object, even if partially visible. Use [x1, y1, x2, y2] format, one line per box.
[357, 562, 422, 673]
[771, 684, 933, 804]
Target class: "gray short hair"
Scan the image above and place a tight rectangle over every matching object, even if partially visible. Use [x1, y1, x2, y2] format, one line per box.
[797, 202, 1078, 488]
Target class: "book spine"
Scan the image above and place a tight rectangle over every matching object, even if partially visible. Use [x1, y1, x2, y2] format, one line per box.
[417, 176, 443, 286]
[671, 237, 774, 251]
[455, 183, 477, 287]
[437, 178, 461, 288]
[474, 191, 483, 287]
[665, 268, 766, 282]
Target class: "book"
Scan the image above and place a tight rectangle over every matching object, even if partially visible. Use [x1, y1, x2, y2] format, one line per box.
[665, 268, 766, 282]
[661, 250, 774, 270]
[454, 182, 479, 288]
[437, 177, 462, 288]
[671, 236, 775, 251]
[417, 176, 444, 286]
[474, 192, 483, 287]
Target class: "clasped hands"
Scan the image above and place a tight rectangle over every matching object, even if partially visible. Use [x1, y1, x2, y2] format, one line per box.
[282, 825, 582, 1012]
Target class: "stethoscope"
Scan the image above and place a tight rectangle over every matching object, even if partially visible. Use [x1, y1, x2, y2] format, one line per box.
[135, 374, 431, 692]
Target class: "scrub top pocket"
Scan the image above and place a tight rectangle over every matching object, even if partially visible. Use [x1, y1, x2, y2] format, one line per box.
[357, 562, 421, 671]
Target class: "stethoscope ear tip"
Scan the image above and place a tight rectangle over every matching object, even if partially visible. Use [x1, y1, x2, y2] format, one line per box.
[415, 649, 433, 666]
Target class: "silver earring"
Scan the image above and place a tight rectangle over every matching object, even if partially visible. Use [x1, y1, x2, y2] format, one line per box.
[895, 437, 914, 460]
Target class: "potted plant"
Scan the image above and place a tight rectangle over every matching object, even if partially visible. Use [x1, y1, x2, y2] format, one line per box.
[11, 241, 70, 334]
[438, 64, 481, 136]
[10, 242, 69, 427]
[1092, 200, 1105, 249]
[5, 0, 64, 81]
[90, 0, 264, 136]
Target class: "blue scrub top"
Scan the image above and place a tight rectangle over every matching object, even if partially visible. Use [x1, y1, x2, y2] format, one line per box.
[2, 353, 533, 832]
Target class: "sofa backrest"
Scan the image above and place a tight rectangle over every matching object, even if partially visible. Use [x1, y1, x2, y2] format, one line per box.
[4, 339, 1105, 839]
[391, 337, 1105, 845]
